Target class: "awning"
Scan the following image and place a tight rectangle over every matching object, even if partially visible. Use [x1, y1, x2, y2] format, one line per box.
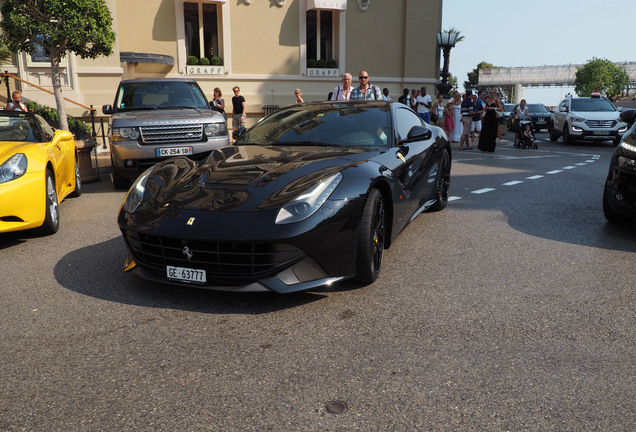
[306, 0, 347, 11]
[120, 52, 174, 66]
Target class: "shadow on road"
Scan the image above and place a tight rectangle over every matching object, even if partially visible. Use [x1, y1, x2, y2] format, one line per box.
[53, 237, 331, 314]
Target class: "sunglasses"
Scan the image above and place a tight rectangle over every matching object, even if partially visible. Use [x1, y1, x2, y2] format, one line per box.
[359, 76, 368, 79]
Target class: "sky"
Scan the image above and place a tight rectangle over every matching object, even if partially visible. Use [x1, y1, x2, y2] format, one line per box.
[441, 0, 636, 106]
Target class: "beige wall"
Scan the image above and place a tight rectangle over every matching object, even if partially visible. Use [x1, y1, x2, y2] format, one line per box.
[5, 0, 443, 125]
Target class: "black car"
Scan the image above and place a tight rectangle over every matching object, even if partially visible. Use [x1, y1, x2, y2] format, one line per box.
[603, 109, 636, 223]
[508, 103, 553, 132]
[117, 101, 452, 293]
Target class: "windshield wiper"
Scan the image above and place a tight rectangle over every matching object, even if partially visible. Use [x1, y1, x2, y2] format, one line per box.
[123, 106, 158, 110]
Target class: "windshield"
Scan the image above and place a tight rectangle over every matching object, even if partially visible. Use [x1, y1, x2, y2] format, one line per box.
[571, 98, 616, 112]
[0, 114, 38, 142]
[114, 81, 210, 110]
[235, 103, 392, 148]
[527, 104, 549, 113]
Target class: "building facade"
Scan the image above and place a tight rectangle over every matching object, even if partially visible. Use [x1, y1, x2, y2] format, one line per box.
[3, 0, 442, 123]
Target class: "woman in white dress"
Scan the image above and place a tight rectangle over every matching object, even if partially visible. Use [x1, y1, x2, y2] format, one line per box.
[449, 91, 463, 143]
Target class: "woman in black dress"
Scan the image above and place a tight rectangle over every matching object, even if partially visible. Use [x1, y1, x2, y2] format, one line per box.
[478, 89, 503, 152]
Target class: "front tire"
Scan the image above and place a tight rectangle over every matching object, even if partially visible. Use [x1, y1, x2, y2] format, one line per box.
[429, 149, 450, 212]
[355, 189, 385, 284]
[69, 157, 82, 197]
[549, 125, 558, 141]
[111, 161, 131, 190]
[40, 169, 59, 235]
[563, 125, 574, 145]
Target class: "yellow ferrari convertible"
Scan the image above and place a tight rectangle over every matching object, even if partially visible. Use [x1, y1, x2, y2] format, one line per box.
[0, 111, 81, 235]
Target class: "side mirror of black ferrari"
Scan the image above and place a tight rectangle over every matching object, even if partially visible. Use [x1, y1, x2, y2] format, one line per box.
[406, 125, 432, 142]
[620, 109, 636, 126]
[232, 127, 246, 140]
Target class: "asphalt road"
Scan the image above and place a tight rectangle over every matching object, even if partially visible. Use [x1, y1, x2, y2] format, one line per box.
[1, 132, 634, 431]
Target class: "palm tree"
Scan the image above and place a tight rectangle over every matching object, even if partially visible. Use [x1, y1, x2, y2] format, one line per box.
[0, 41, 12, 64]
[443, 27, 464, 44]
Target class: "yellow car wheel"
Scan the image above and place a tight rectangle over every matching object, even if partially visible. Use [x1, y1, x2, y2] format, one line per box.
[40, 168, 59, 235]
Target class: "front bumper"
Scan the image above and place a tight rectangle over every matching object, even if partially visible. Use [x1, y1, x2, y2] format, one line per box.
[118, 197, 363, 293]
[568, 122, 625, 141]
[0, 171, 45, 233]
[111, 136, 230, 179]
[604, 151, 636, 218]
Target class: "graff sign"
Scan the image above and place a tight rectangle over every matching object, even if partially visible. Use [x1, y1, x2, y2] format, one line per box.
[307, 68, 340, 77]
[187, 66, 225, 75]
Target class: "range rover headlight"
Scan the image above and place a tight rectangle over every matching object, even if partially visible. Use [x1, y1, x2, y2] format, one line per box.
[204, 123, 226, 137]
[275, 172, 342, 224]
[0, 153, 27, 184]
[112, 127, 140, 141]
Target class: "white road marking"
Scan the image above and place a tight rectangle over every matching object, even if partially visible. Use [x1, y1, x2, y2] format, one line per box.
[450, 150, 603, 202]
[471, 188, 496, 194]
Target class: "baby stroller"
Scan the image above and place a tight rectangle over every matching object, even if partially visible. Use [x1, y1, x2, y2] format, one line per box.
[513, 119, 538, 149]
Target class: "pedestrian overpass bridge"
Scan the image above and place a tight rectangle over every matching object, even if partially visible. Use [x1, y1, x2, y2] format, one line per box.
[478, 62, 636, 103]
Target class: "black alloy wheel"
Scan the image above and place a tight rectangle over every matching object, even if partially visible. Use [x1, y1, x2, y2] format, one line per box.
[355, 189, 385, 284]
[429, 149, 450, 212]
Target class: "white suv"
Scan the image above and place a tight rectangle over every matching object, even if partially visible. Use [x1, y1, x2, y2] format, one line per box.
[550, 94, 628, 145]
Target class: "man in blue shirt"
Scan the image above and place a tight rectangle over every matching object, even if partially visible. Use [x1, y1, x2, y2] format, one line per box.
[460, 91, 476, 150]
[350, 70, 383, 100]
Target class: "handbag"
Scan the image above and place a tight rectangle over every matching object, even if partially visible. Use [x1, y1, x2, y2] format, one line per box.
[430, 111, 439, 123]
[495, 109, 503, 118]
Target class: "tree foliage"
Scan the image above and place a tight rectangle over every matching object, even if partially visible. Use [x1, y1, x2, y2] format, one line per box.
[574, 58, 629, 99]
[0, 0, 116, 131]
[464, 61, 496, 92]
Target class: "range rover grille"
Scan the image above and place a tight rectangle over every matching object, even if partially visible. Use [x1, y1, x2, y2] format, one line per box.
[140, 124, 203, 143]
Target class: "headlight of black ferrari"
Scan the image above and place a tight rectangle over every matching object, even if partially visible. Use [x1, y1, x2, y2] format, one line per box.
[0, 153, 27, 184]
[275, 172, 342, 224]
[121, 167, 153, 213]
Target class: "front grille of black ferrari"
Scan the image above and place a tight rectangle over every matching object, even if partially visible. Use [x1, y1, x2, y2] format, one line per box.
[124, 230, 305, 284]
[140, 124, 203, 144]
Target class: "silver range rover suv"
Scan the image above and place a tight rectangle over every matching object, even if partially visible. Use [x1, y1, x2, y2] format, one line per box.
[103, 78, 230, 189]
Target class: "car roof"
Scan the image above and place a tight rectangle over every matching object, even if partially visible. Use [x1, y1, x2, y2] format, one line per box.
[119, 78, 199, 84]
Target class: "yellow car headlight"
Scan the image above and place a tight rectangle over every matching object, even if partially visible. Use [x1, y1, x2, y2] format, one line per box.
[0, 153, 27, 184]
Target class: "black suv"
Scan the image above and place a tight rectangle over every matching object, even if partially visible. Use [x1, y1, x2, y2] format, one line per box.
[508, 103, 553, 132]
[103, 78, 230, 189]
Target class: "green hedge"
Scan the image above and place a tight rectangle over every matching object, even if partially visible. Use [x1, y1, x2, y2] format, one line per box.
[24, 100, 92, 140]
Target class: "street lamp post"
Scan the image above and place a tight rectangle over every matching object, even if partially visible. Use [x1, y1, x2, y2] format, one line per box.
[436, 31, 459, 99]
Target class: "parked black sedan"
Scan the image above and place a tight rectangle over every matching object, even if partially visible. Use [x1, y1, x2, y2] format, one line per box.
[117, 101, 452, 293]
[508, 103, 553, 132]
[603, 109, 636, 223]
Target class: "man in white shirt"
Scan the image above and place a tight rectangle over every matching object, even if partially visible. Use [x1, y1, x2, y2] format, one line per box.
[415, 86, 432, 123]
[330, 73, 352, 101]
